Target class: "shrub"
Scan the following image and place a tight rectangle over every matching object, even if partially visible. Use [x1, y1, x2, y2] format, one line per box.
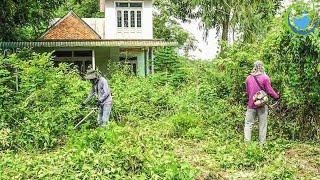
[110, 72, 175, 122]
[169, 113, 203, 138]
[0, 51, 90, 150]
[261, 27, 320, 139]
[154, 47, 188, 87]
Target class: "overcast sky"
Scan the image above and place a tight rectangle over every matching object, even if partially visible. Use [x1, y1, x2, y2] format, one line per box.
[179, 20, 219, 60]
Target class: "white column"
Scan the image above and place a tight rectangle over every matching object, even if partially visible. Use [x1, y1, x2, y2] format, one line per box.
[92, 49, 96, 70]
[149, 47, 154, 74]
[146, 48, 150, 74]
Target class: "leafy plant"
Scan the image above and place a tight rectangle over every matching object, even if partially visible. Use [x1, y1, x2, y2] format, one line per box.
[0, 51, 90, 150]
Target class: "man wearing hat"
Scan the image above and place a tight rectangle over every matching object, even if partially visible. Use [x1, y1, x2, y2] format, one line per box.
[82, 69, 112, 128]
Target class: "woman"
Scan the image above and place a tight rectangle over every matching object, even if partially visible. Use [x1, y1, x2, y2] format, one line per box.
[244, 61, 279, 143]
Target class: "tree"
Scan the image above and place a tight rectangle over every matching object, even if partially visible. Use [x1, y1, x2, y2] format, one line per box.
[55, 0, 104, 18]
[0, 0, 65, 41]
[154, 47, 187, 87]
[154, 0, 198, 55]
[169, 0, 281, 49]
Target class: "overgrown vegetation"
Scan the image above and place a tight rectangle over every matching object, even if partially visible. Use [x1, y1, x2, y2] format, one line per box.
[214, 20, 320, 140]
[0, 2, 320, 179]
[0, 52, 90, 150]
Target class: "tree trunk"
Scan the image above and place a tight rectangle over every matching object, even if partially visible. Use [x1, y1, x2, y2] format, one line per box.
[220, 13, 230, 54]
[222, 21, 229, 42]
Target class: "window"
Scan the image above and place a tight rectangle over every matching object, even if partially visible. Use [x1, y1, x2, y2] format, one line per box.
[137, 11, 142, 27]
[70, 61, 83, 71]
[74, 51, 92, 57]
[130, 11, 135, 27]
[117, 11, 122, 27]
[116, 2, 142, 8]
[124, 11, 129, 27]
[115, 2, 142, 28]
[84, 61, 93, 72]
[116, 2, 129, 7]
[132, 63, 137, 74]
[53, 51, 72, 57]
[53, 60, 92, 73]
[130, 3, 142, 7]
[53, 50, 93, 74]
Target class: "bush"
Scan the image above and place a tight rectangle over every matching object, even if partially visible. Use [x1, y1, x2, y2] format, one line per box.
[154, 47, 188, 87]
[0, 51, 90, 150]
[261, 28, 320, 139]
[110, 72, 175, 122]
[169, 113, 203, 138]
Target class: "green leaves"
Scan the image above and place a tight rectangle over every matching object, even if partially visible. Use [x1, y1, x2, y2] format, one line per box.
[153, 0, 197, 52]
[0, 4, 320, 176]
[153, 47, 188, 87]
[169, 0, 281, 45]
[0, 45, 319, 178]
[0, 51, 90, 151]
[0, 0, 65, 41]
[55, 0, 104, 18]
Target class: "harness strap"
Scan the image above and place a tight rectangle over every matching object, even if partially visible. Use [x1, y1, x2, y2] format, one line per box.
[252, 75, 265, 91]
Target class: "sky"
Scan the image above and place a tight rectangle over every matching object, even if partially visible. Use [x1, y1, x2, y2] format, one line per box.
[179, 20, 219, 60]
[179, 0, 294, 60]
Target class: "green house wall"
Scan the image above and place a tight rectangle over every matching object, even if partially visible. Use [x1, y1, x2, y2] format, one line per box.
[35, 47, 150, 77]
[95, 47, 146, 76]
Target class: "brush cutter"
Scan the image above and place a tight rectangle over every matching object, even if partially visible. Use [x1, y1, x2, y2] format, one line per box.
[74, 107, 98, 129]
[268, 100, 279, 109]
[267, 99, 282, 117]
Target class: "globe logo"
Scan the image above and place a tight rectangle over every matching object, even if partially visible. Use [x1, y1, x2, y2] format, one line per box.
[287, 5, 319, 35]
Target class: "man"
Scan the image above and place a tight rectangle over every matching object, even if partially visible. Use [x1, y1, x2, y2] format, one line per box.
[82, 69, 112, 128]
[244, 61, 280, 143]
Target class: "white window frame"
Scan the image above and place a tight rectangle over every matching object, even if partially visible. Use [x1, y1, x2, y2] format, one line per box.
[53, 49, 94, 73]
[115, 1, 143, 31]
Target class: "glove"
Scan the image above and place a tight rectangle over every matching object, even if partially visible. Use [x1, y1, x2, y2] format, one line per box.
[96, 100, 102, 108]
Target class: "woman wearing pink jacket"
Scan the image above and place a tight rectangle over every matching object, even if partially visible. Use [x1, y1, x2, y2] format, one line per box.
[244, 61, 280, 143]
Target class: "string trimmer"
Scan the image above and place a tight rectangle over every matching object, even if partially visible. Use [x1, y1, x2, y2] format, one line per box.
[268, 100, 279, 109]
[74, 107, 98, 129]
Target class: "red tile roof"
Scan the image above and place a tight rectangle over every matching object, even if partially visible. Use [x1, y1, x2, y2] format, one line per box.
[39, 11, 101, 40]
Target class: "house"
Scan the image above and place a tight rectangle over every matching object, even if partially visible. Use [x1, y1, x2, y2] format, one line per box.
[0, 0, 177, 76]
